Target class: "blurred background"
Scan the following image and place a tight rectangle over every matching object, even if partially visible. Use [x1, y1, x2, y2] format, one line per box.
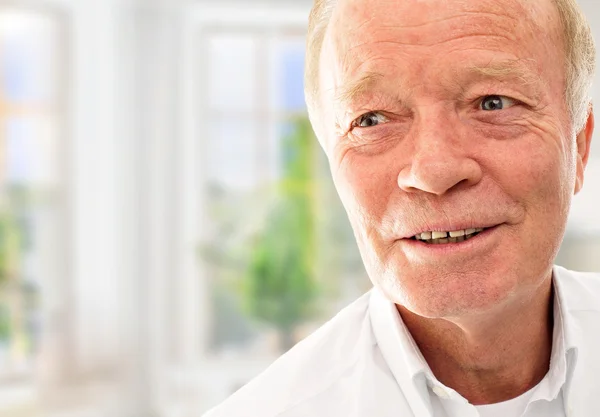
[0, 0, 597, 416]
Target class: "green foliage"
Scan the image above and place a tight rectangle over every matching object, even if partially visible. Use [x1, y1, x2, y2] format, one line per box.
[0, 211, 21, 286]
[240, 117, 320, 334]
[0, 305, 9, 343]
[0, 209, 22, 342]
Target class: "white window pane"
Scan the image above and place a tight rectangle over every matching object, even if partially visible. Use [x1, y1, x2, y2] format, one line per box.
[268, 37, 306, 113]
[0, 10, 58, 103]
[6, 116, 59, 187]
[265, 120, 289, 183]
[206, 116, 258, 190]
[208, 36, 257, 112]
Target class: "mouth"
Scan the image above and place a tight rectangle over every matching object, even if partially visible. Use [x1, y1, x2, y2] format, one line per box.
[409, 227, 489, 245]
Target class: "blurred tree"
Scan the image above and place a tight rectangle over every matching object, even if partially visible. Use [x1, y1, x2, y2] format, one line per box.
[0, 211, 21, 284]
[0, 305, 9, 343]
[0, 208, 22, 343]
[239, 117, 320, 351]
[199, 116, 363, 352]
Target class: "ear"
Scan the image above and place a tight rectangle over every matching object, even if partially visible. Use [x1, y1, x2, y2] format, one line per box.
[574, 104, 594, 195]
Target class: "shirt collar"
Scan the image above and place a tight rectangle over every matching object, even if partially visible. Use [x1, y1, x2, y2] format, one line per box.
[369, 265, 578, 409]
[370, 286, 430, 379]
[550, 265, 582, 407]
[527, 267, 571, 404]
[369, 287, 434, 415]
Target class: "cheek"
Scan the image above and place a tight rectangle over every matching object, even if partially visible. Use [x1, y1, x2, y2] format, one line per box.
[331, 148, 400, 247]
[332, 149, 398, 218]
[490, 132, 574, 231]
[503, 146, 555, 193]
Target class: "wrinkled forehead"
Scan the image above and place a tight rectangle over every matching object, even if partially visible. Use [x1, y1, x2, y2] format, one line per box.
[329, 0, 558, 37]
[323, 0, 563, 79]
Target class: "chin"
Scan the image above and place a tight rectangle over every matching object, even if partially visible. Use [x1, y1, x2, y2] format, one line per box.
[374, 260, 528, 319]
[403, 291, 512, 319]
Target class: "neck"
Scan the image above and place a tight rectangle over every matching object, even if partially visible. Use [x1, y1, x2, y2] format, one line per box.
[397, 276, 554, 405]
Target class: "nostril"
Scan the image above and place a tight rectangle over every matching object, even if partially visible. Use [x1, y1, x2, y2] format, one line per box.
[450, 178, 473, 192]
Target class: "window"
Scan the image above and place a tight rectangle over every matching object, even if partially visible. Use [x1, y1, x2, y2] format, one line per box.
[186, 8, 368, 413]
[0, 8, 65, 382]
[203, 32, 314, 353]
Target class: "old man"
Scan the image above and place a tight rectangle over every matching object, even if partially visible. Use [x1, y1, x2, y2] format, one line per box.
[204, 0, 599, 415]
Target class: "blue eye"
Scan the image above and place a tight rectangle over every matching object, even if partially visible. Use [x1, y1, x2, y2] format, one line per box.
[354, 112, 389, 127]
[480, 95, 515, 111]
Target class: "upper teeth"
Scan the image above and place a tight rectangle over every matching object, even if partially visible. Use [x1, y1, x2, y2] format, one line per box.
[415, 228, 484, 240]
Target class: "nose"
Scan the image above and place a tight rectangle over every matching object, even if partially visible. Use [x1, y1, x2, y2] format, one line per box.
[397, 115, 483, 195]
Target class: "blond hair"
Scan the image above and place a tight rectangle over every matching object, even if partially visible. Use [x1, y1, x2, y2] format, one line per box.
[304, 0, 596, 133]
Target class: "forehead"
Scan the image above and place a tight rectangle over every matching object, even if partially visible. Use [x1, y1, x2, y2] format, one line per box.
[329, 0, 559, 48]
[321, 0, 563, 95]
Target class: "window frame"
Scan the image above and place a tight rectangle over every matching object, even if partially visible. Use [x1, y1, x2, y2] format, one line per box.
[176, 4, 311, 413]
[0, 1, 70, 384]
[0, 0, 129, 413]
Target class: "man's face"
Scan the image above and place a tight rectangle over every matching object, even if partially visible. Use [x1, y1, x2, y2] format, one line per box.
[318, 0, 593, 317]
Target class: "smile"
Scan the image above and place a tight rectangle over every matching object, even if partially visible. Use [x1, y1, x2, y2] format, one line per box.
[411, 228, 486, 244]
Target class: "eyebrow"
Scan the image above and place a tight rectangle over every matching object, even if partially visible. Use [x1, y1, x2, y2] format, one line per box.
[466, 59, 540, 86]
[334, 71, 386, 105]
[333, 59, 542, 106]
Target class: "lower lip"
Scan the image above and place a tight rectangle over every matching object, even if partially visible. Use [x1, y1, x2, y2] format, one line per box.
[401, 225, 502, 257]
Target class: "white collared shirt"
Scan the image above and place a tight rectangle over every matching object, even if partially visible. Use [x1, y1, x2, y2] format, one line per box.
[369, 268, 570, 417]
[203, 266, 600, 417]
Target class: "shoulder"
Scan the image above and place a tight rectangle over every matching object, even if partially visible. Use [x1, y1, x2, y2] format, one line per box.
[202, 290, 376, 417]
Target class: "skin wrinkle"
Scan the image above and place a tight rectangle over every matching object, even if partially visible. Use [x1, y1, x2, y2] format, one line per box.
[305, 0, 593, 138]
[366, 10, 521, 28]
[315, 0, 595, 406]
[334, 8, 524, 68]
[339, 48, 401, 88]
[335, 13, 524, 83]
[337, 59, 544, 118]
[333, 43, 547, 131]
[343, 33, 518, 53]
[349, 14, 377, 33]
[334, 72, 384, 107]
